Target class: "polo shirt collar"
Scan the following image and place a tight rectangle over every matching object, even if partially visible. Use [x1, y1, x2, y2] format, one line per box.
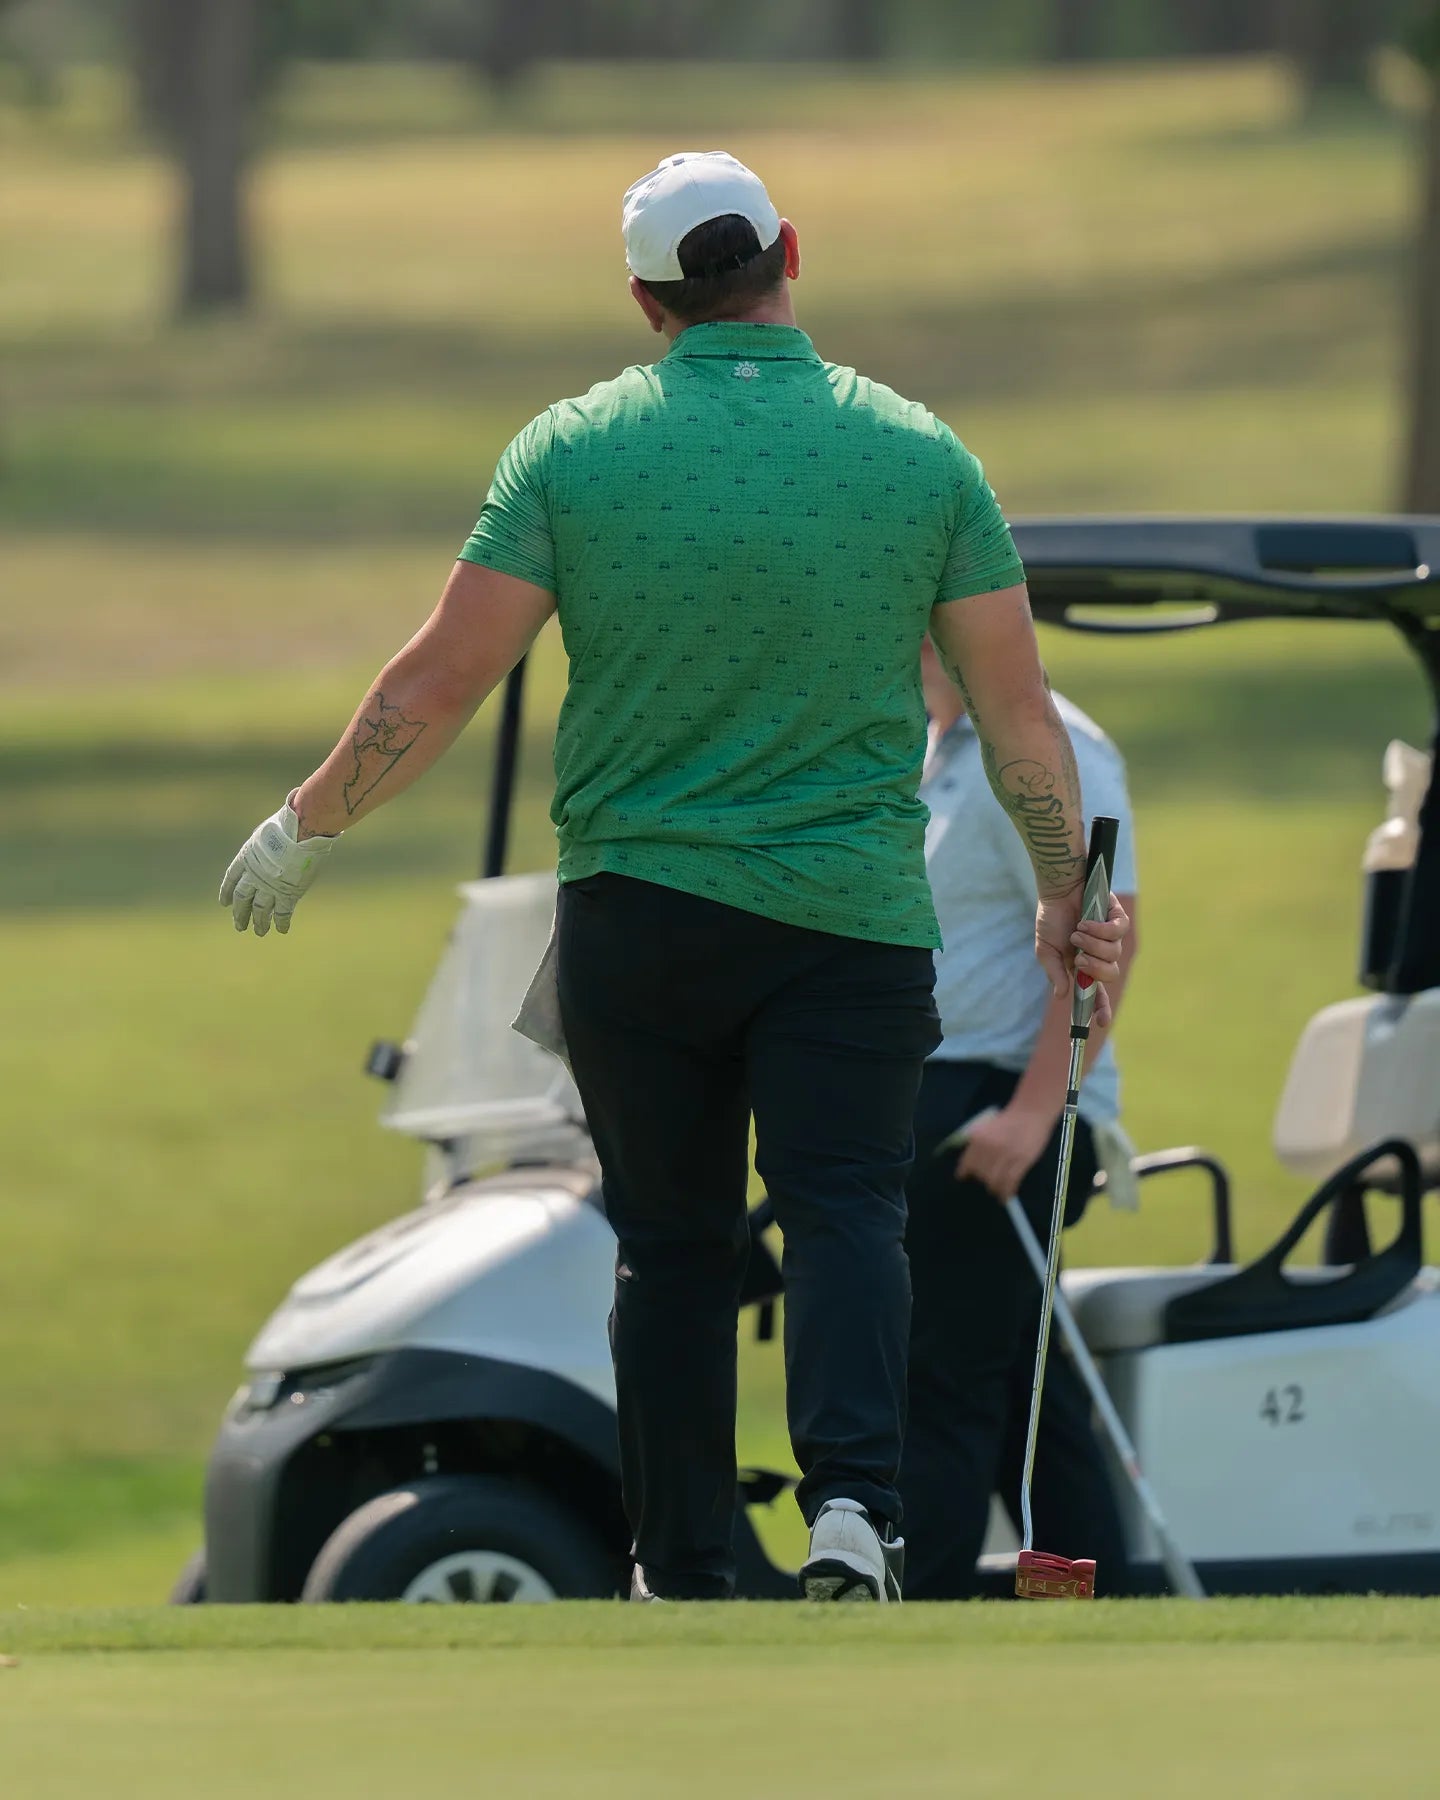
[664, 322, 819, 364]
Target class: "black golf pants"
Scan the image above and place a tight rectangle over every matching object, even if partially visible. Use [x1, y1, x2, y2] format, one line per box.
[556, 873, 940, 1599]
[898, 1058, 1131, 1599]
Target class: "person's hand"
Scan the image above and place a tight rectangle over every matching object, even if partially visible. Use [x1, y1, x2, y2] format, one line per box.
[955, 1102, 1056, 1202]
[1034, 891, 1129, 1027]
[220, 798, 339, 936]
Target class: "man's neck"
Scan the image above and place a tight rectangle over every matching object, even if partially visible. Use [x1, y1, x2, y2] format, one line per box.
[662, 297, 799, 342]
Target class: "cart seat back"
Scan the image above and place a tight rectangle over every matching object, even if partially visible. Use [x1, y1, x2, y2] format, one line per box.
[1062, 1265, 1351, 1354]
[1272, 988, 1440, 1185]
[379, 873, 587, 1166]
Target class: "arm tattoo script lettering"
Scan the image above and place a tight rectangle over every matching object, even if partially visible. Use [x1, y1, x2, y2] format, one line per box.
[994, 758, 1085, 895]
[342, 691, 427, 815]
[934, 644, 1085, 896]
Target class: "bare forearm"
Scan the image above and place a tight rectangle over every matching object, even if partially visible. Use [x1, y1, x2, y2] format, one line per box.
[927, 592, 1086, 897]
[972, 688, 1085, 898]
[292, 660, 477, 839]
[290, 562, 553, 840]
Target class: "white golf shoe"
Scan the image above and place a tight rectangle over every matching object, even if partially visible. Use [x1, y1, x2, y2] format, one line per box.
[799, 1498, 903, 1602]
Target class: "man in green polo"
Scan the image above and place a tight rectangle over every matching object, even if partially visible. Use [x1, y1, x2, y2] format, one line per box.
[221, 151, 1125, 1603]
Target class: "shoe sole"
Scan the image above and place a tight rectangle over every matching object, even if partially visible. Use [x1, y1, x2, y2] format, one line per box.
[799, 1553, 884, 1603]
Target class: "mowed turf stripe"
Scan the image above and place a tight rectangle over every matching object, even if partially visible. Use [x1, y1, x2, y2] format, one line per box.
[5, 1596, 1440, 1654]
[3, 1643, 1438, 1800]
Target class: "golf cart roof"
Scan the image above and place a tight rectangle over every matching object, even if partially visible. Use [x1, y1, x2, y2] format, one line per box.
[1013, 517, 1440, 654]
[1008, 514, 1440, 997]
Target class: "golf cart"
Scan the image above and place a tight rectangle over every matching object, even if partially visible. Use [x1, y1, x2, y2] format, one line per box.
[179, 516, 1440, 1605]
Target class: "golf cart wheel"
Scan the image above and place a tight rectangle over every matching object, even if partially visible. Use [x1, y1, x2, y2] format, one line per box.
[300, 1474, 618, 1604]
[169, 1549, 208, 1604]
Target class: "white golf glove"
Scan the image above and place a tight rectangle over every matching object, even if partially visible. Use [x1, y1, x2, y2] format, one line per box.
[220, 798, 339, 936]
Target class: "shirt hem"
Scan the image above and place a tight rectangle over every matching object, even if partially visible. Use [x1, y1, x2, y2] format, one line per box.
[934, 559, 1027, 603]
[559, 844, 941, 949]
[455, 542, 554, 590]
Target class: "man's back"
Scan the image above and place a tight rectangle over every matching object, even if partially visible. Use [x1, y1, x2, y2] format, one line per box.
[462, 320, 1023, 947]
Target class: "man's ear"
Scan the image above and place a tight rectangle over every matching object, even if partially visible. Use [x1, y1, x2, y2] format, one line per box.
[629, 274, 666, 335]
[778, 219, 801, 282]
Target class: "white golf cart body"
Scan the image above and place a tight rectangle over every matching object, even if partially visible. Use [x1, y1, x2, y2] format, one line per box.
[246, 873, 607, 1396]
[195, 517, 1440, 1603]
[1065, 983, 1440, 1577]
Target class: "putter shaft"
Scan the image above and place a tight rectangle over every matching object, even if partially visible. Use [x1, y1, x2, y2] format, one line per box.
[1018, 1030, 1085, 1556]
[1015, 816, 1118, 1590]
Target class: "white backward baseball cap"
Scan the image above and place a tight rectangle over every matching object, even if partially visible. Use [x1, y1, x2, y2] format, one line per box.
[622, 151, 782, 282]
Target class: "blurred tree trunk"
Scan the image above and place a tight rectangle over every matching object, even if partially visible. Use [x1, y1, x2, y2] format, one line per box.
[1272, 0, 1381, 100]
[132, 0, 257, 316]
[1049, 0, 1100, 63]
[1173, 0, 1268, 55]
[1404, 80, 1440, 510]
[180, 0, 256, 312]
[478, 0, 555, 88]
[832, 0, 883, 61]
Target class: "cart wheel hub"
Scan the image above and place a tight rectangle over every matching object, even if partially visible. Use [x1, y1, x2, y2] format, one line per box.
[402, 1551, 557, 1604]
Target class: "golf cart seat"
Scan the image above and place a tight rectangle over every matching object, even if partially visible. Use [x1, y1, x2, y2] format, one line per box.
[1272, 987, 1440, 1190]
[1063, 1263, 1342, 1355]
[1067, 1139, 1424, 1353]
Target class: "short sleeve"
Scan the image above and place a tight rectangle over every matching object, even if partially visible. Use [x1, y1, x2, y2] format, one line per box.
[934, 424, 1026, 603]
[1078, 737, 1139, 895]
[457, 411, 557, 592]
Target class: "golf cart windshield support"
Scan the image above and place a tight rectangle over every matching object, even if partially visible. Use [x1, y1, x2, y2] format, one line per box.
[483, 658, 528, 880]
[1015, 518, 1440, 996]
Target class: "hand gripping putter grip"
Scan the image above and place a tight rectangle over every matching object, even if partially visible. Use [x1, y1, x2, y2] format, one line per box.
[1014, 815, 1119, 1602]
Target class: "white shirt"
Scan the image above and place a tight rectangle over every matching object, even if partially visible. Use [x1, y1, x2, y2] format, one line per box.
[920, 695, 1137, 1124]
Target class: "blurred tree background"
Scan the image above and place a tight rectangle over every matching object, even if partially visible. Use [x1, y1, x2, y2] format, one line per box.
[4, 0, 1437, 498]
[3, 0, 1440, 1602]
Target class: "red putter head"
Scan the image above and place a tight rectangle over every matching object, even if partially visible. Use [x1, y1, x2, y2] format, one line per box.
[1015, 1550, 1097, 1600]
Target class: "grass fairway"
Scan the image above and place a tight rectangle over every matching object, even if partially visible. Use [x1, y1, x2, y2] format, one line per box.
[4, 1602, 1440, 1798]
[2, 57, 1433, 1596]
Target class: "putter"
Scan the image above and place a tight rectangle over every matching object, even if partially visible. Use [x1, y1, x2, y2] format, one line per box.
[1004, 1198, 1207, 1599]
[1014, 815, 1118, 1601]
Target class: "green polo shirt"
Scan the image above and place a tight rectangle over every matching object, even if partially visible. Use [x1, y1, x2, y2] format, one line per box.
[459, 321, 1024, 948]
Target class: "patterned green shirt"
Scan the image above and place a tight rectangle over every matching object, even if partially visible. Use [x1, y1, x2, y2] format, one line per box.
[459, 321, 1024, 948]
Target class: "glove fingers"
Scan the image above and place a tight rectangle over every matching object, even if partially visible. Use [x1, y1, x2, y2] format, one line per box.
[230, 874, 257, 931]
[223, 801, 337, 937]
[219, 853, 246, 907]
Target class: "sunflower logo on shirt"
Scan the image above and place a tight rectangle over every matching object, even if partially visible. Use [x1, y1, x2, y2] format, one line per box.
[732, 362, 761, 381]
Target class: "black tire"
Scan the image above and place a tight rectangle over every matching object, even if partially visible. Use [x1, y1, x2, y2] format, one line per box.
[169, 1549, 208, 1604]
[300, 1474, 620, 1603]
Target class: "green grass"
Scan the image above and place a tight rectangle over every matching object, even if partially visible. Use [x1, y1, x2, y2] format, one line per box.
[10, 1595, 1440, 1651]
[3, 1603, 1440, 1799]
[0, 57, 1432, 1599]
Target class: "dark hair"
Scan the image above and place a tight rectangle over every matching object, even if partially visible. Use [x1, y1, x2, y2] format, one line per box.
[638, 213, 787, 324]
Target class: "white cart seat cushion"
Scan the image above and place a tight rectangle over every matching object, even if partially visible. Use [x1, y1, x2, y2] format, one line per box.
[1273, 989, 1440, 1183]
[1062, 1265, 1349, 1353]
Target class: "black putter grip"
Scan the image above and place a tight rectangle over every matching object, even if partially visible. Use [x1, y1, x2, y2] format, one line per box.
[1086, 816, 1120, 896]
[1071, 816, 1120, 1031]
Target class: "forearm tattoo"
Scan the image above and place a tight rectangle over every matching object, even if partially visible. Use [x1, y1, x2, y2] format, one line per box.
[992, 755, 1086, 896]
[935, 647, 1085, 897]
[342, 691, 428, 814]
